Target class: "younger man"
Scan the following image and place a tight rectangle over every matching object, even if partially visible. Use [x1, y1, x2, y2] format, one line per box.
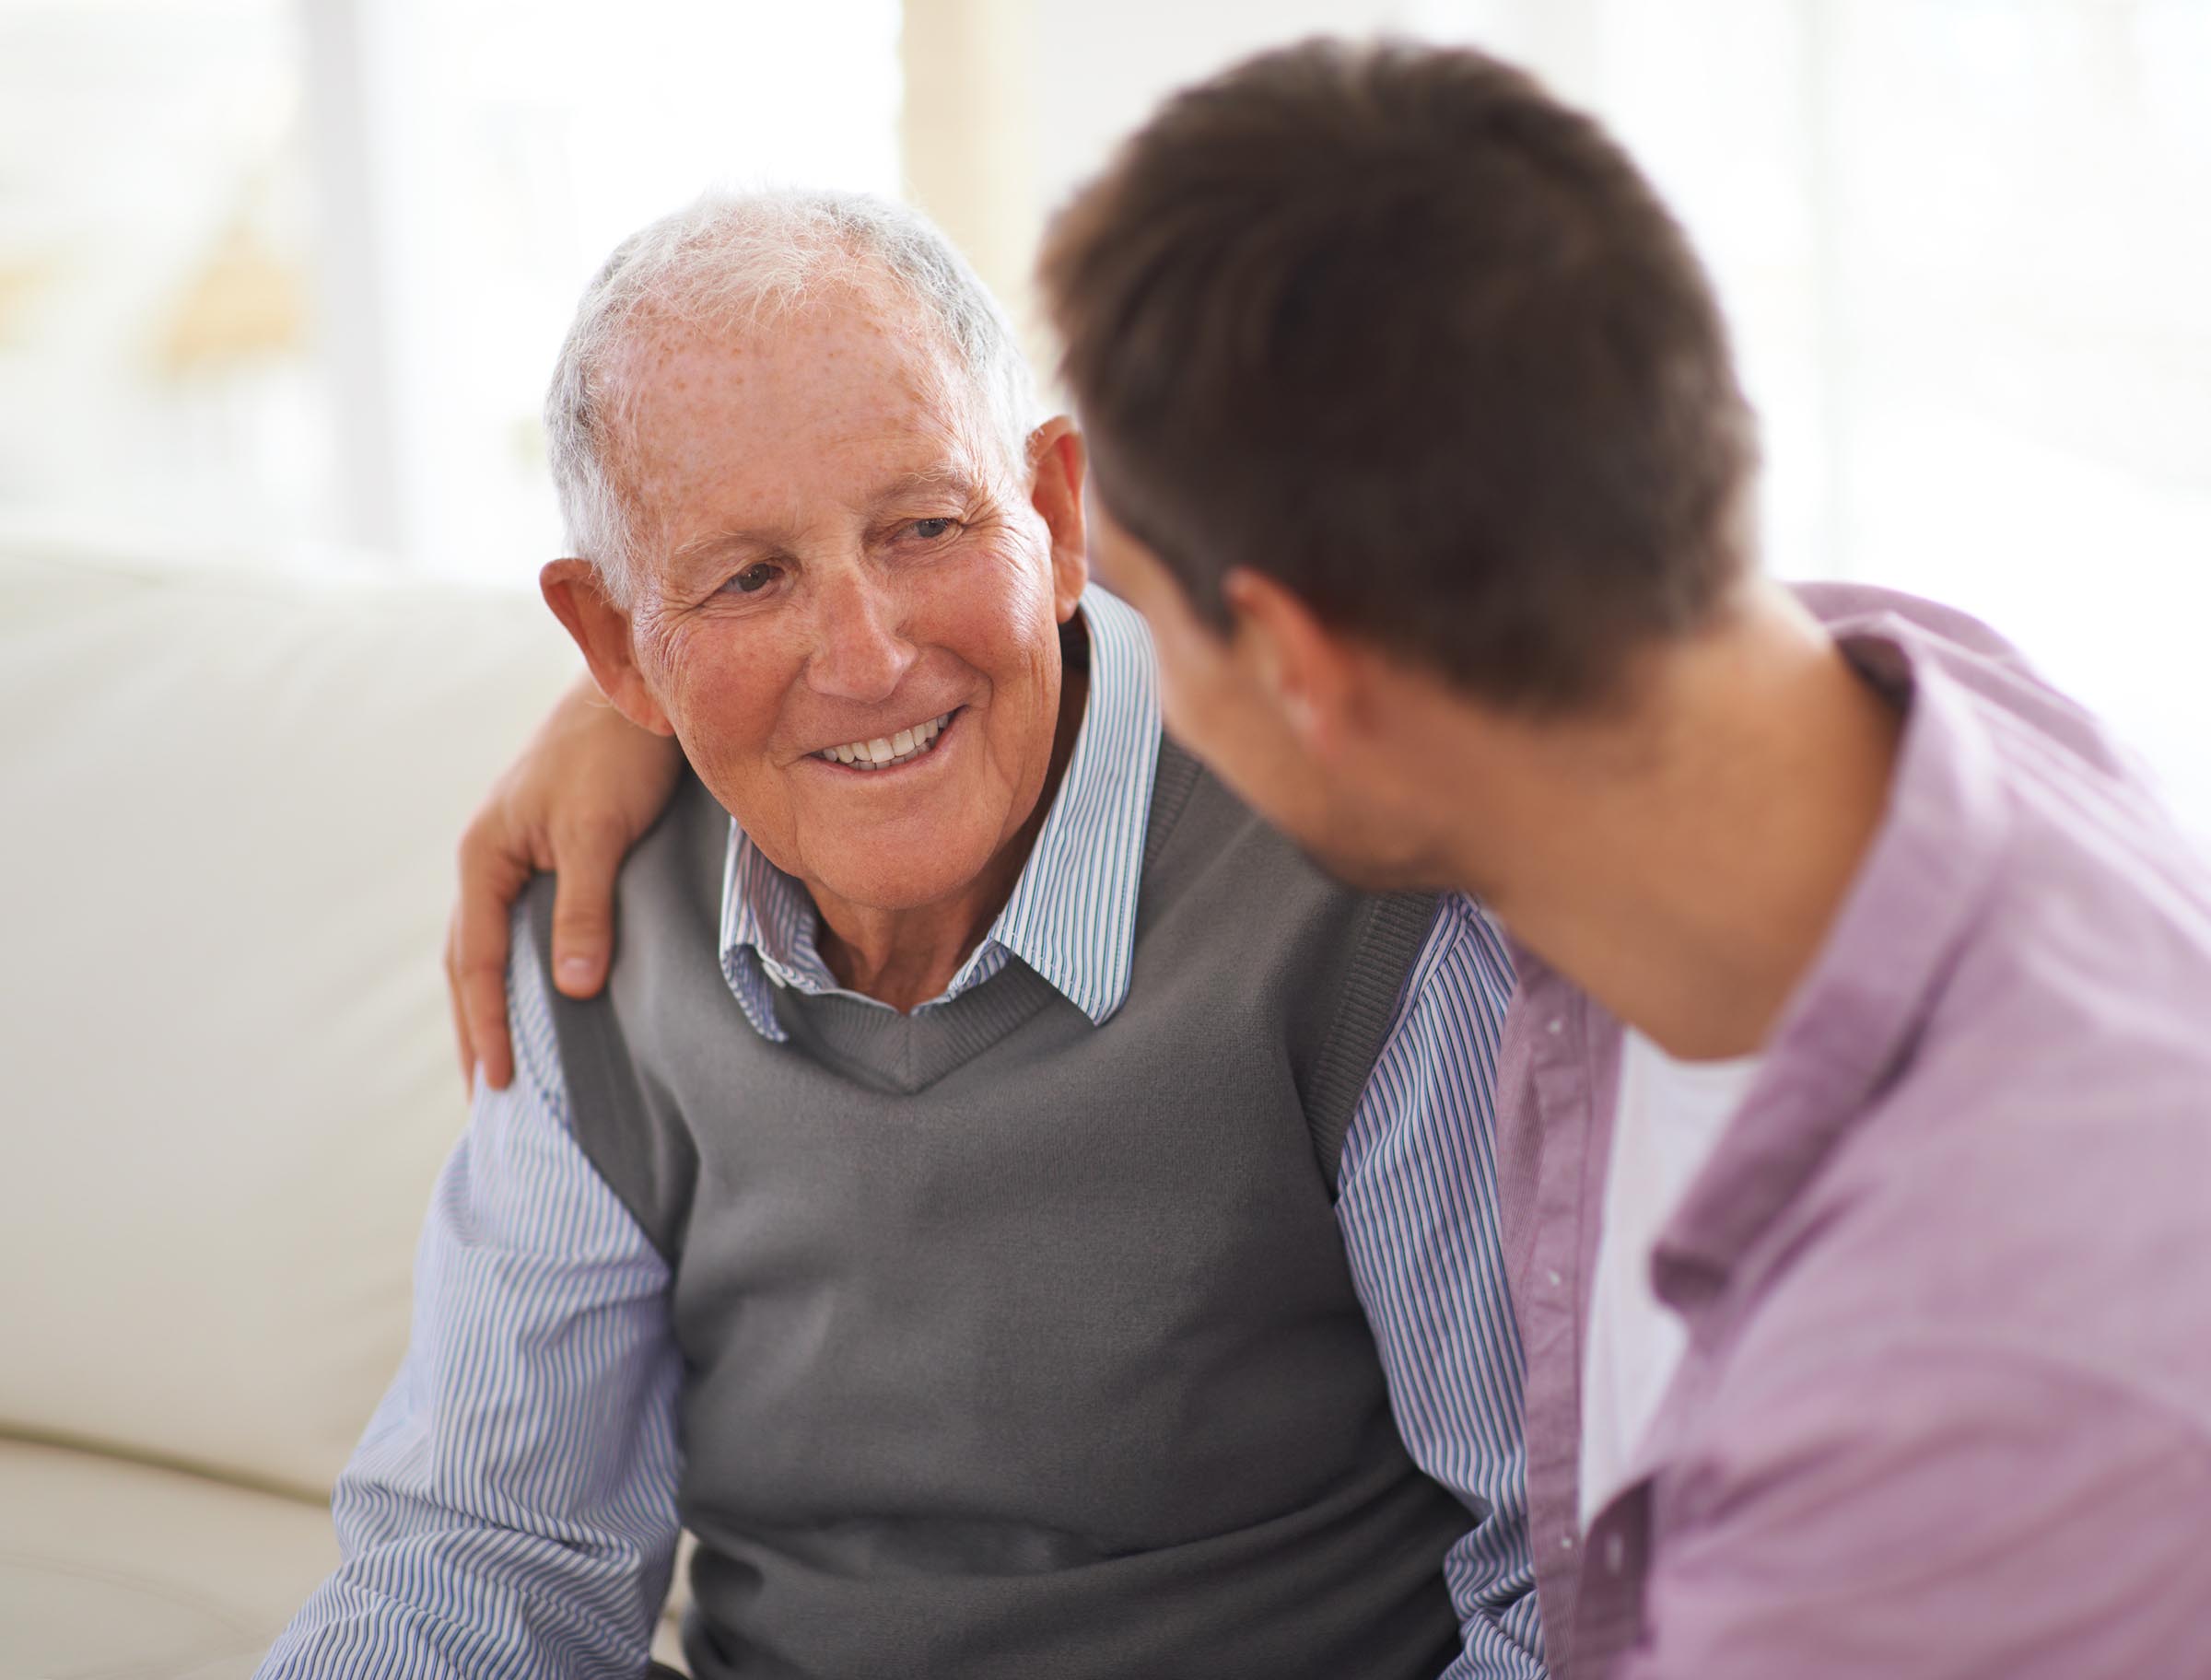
[1038, 39, 2211, 1678]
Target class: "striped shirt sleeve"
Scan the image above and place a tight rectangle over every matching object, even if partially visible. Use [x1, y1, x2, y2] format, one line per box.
[1338, 893, 1546, 1678]
[256, 911, 684, 1679]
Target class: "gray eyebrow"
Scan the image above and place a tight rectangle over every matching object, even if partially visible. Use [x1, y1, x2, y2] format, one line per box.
[663, 461, 989, 575]
[870, 462, 988, 507]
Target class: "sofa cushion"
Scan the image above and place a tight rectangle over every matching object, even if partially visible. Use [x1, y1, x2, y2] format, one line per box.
[0, 1436, 693, 1677]
[0, 542, 579, 1496]
[0, 1438, 340, 1679]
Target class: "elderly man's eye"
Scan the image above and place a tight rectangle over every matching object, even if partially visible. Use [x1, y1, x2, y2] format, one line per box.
[725, 563, 781, 595]
[909, 518, 956, 541]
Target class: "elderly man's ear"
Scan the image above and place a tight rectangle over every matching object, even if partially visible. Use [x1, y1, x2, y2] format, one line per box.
[540, 560, 679, 738]
[1026, 416, 1090, 624]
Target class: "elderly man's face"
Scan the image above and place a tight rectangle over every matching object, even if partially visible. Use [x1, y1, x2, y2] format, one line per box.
[555, 286, 1086, 914]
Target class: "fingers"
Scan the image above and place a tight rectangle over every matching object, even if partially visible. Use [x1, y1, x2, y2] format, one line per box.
[453, 828, 529, 1091]
[441, 681, 668, 1094]
[547, 815, 627, 998]
[444, 914, 476, 1091]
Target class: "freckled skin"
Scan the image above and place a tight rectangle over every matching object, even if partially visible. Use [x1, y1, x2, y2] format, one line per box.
[578, 277, 1087, 998]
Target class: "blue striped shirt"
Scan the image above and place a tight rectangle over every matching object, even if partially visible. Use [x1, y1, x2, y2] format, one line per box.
[260, 588, 1542, 1679]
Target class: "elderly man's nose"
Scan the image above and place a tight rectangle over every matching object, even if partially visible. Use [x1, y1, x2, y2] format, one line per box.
[806, 580, 917, 702]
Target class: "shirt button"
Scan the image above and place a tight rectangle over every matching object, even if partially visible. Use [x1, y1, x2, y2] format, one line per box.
[1547, 1269, 1563, 1288]
[1559, 1532, 1576, 1552]
[1547, 1016, 1564, 1034]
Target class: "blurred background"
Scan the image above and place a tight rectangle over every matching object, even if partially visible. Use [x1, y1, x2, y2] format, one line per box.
[3, 0, 2207, 829]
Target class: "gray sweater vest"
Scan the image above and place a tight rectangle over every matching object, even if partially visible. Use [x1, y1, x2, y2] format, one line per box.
[532, 738, 1470, 1679]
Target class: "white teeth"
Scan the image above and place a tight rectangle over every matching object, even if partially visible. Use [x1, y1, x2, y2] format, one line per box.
[819, 710, 957, 770]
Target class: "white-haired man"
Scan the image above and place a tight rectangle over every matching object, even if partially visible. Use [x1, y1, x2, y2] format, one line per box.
[259, 191, 1548, 1680]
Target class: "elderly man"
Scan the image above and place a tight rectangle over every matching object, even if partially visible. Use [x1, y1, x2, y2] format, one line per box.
[262, 192, 1544, 1679]
[450, 40, 2211, 1680]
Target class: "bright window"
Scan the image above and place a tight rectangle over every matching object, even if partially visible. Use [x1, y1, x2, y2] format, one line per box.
[1409, 0, 2211, 835]
[0, 0, 901, 577]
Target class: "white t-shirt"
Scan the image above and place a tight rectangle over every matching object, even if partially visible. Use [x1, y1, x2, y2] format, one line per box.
[1579, 1027, 1762, 1529]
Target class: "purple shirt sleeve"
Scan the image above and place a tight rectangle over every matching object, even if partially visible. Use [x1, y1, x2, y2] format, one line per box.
[1620, 1339, 2211, 1679]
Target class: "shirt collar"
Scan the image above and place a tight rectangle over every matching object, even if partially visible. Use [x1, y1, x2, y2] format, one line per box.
[715, 585, 1162, 1043]
[1651, 612, 2013, 1301]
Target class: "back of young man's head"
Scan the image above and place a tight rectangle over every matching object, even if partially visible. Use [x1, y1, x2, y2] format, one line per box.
[1041, 38, 1760, 715]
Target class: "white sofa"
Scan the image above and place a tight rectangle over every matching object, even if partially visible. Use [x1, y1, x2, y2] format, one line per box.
[0, 537, 692, 1676]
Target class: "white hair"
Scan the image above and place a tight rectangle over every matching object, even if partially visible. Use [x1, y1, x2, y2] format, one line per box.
[544, 187, 1041, 603]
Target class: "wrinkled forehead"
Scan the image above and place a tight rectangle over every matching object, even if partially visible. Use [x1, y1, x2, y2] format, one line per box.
[606, 279, 997, 521]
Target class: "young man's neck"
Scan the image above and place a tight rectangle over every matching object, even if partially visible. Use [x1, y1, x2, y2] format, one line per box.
[1430, 582, 1902, 1061]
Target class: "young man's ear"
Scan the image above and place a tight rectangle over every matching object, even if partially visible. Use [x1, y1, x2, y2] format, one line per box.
[1218, 566, 1362, 758]
[540, 559, 677, 738]
[1026, 415, 1090, 623]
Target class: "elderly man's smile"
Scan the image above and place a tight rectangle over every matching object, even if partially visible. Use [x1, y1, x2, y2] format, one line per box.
[809, 706, 963, 773]
[533, 213, 1095, 958]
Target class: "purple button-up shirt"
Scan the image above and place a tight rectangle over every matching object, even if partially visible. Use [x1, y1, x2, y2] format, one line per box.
[1497, 583, 2211, 1678]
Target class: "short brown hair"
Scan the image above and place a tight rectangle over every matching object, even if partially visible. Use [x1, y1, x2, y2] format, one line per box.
[1040, 39, 1759, 712]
